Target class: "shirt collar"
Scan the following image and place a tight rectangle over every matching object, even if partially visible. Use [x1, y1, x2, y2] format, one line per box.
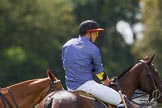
[79, 36, 89, 42]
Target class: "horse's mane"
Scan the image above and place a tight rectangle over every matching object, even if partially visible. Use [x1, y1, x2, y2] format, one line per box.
[118, 65, 134, 79]
[9, 78, 41, 88]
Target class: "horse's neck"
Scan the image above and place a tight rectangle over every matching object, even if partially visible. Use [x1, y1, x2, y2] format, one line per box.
[119, 70, 139, 99]
[8, 78, 50, 108]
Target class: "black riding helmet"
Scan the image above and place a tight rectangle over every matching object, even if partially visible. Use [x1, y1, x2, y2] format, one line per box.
[79, 20, 104, 35]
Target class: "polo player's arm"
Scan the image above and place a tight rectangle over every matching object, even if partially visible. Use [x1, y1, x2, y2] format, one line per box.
[96, 72, 110, 86]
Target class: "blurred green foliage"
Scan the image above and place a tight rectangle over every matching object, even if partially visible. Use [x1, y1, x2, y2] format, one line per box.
[0, 0, 162, 89]
[132, 0, 162, 76]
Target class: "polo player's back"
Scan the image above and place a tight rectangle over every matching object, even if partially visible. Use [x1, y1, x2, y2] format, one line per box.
[62, 37, 99, 90]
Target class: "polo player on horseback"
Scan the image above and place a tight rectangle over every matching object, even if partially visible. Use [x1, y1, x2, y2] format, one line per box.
[62, 20, 123, 107]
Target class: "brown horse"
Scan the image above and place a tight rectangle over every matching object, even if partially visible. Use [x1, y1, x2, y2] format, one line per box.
[38, 55, 162, 108]
[0, 70, 63, 108]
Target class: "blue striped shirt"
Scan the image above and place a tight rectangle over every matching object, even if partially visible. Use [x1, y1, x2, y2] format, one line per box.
[62, 36, 104, 90]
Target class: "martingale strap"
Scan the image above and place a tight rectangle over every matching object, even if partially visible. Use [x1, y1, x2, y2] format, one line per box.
[0, 92, 13, 108]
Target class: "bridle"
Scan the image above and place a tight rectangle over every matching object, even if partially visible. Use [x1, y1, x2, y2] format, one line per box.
[131, 60, 162, 107]
[140, 60, 161, 100]
[48, 77, 61, 92]
[44, 77, 61, 98]
[0, 78, 60, 108]
[48, 78, 55, 93]
[0, 87, 19, 108]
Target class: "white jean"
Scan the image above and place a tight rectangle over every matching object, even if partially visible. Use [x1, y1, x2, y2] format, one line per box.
[69, 80, 122, 105]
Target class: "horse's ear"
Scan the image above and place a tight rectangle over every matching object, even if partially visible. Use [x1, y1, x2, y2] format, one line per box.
[47, 69, 58, 81]
[147, 54, 155, 64]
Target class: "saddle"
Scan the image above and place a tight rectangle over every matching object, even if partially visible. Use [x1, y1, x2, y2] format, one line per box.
[74, 90, 114, 108]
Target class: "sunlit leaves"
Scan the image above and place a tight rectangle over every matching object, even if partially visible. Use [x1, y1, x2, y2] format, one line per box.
[4, 46, 26, 64]
[132, 0, 162, 76]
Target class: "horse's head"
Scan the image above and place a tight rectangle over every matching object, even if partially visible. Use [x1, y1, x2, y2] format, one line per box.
[0, 70, 64, 108]
[138, 55, 162, 101]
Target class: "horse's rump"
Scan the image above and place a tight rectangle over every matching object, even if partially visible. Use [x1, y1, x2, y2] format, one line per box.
[42, 90, 108, 108]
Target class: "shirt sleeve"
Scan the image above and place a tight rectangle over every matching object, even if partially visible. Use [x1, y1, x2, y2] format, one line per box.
[91, 46, 104, 74]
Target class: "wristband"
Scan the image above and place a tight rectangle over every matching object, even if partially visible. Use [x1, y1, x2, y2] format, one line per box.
[96, 72, 107, 81]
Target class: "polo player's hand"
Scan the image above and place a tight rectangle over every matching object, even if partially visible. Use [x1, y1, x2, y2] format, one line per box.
[101, 77, 110, 86]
